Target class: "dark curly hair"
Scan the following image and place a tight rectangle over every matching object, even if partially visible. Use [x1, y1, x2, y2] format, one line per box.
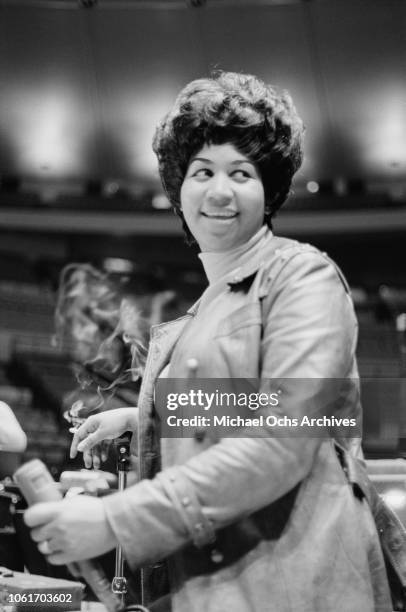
[152, 71, 304, 243]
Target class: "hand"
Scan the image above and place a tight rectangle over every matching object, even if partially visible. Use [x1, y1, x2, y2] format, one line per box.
[70, 407, 138, 468]
[24, 495, 117, 565]
[81, 439, 112, 470]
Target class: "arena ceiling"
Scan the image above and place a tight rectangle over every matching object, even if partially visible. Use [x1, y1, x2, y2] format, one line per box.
[0, 0, 405, 199]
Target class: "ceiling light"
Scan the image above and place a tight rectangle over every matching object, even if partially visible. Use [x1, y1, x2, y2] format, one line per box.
[103, 258, 134, 274]
[152, 193, 171, 210]
[382, 488, 406, 511]
[306, 181, 319, 194]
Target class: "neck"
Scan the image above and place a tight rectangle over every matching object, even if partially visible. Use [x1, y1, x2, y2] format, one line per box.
[198, 225, 271, 285]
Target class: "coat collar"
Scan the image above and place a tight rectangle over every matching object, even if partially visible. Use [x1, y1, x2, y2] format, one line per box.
[187, 232, 284, 315]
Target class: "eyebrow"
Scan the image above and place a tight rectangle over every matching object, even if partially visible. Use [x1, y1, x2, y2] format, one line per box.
[190, 157, 256, 167]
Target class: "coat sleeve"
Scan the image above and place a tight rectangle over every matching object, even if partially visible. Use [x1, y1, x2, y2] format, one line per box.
[103, 249, 359, 567]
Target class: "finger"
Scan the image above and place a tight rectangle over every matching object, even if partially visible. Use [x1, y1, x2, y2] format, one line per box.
[101, 440, 110, 463]
[38, 540, 54, 556]
[70, 422, 90, 458]
[46, 552, 67, 566]
[76, 431, 102, 455]
[30, 525, 51, 543]
[92, 450, 101, 470]
[24, 502, 61, 528]
[70, 417, 98, 458]
[83, 449, 93, 469]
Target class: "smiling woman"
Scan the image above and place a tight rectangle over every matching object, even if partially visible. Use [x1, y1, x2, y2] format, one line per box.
[25, 72, 392, 612]
[180, 143, 265, 251]
[153, 71, 303, 245]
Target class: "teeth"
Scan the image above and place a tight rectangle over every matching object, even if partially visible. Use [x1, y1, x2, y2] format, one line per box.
[203, 212, 237, 218]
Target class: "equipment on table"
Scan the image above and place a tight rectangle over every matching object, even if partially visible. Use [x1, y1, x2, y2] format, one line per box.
[14, 459, 122, 612]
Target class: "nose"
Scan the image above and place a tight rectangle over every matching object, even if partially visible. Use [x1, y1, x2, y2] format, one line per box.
[206, 173, 233, 205]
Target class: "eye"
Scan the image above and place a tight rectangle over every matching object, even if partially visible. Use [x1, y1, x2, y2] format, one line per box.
[191, 168, 213, 179]
[231, 169, 251, 181]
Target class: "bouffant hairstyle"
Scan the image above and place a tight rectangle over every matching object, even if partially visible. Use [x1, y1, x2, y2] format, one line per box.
[152, 71, 304, 243]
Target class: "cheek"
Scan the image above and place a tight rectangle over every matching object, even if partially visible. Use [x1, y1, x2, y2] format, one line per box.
[255, 184, 265, 213]
[179, 182, 191, 213]
[245, 188, 265, 221]
[179, 180, 187, 204]
[180, 182, 199, 220]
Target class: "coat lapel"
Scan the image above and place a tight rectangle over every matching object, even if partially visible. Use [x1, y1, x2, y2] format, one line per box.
[137, 314, 193, 479]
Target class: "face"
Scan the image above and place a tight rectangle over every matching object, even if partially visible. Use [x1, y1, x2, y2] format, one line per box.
[180, 143, 265, 252]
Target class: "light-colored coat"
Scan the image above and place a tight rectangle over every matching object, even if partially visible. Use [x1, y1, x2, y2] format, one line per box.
[104, 236, 391, 611]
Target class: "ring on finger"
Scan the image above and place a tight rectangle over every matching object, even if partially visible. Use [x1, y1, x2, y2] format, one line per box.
[38, 539, 52, 556]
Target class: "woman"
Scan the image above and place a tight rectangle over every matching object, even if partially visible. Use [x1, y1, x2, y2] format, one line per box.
[25, 72, 391, 611]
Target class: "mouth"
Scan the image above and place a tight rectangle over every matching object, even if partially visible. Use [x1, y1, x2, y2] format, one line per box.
[201, 211, 238, 220]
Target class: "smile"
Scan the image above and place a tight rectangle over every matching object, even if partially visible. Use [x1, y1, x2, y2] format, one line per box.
[202, 211, 238, 219]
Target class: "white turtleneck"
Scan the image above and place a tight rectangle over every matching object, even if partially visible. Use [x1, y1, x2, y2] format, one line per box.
[192, 225, 273, 312]
[198, 224, 271, 286]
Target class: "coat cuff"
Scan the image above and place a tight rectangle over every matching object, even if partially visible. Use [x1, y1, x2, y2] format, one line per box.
[156, 468, 216, 548]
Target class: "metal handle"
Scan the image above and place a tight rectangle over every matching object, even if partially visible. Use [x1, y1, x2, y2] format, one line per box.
[112, 432, 132, 604]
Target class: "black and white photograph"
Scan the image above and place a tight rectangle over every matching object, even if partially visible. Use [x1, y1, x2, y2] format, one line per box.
[0, 1, 405, 611]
